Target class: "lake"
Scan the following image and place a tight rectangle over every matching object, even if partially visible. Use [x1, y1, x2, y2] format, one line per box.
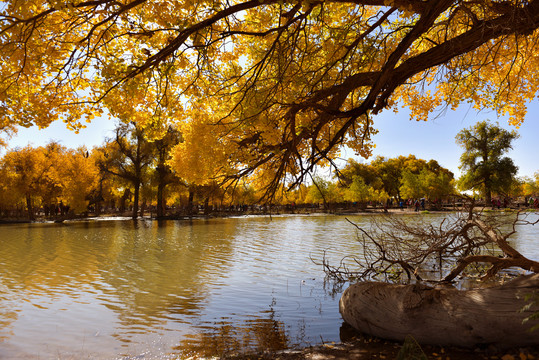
[1, 212, 538, 359]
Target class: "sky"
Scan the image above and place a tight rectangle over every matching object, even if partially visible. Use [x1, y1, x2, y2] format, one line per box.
[3, 100, 539, 180]
[343, 102, 539, 179]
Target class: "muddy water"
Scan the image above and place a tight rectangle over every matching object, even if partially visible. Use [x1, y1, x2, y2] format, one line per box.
[0, 213, 537, 359]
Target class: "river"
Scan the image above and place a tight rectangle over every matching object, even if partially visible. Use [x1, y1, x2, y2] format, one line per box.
[0, 212, 538, 359]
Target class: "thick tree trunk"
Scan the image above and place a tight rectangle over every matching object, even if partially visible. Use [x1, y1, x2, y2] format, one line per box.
[340, 274, 539, 349]
[25, 195, 34, 220]
[119, 188, 131, 213]
[204, 197, 210, 215]
[140, 199, 146, 218]
[156, 182, 166, 218]
[132, 181, 140, 220]
[156, 165, 168, 219]
[187, 190, 194, 218]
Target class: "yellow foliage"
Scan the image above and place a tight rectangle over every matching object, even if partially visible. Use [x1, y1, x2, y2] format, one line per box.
[2, 0, 539, 192]
[169, 105, 230, 185]
[59, 148, 99, 213]
[0, 143, 99, 213]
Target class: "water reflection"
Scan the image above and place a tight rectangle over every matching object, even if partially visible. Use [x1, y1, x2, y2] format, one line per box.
[175, 299, 289, 358]
[0, 219, 239, 358]
[0, 213, 537, 358]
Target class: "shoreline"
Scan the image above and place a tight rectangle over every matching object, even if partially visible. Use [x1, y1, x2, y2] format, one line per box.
[3, 205, 536, 225]
[223, 334, 539, 360]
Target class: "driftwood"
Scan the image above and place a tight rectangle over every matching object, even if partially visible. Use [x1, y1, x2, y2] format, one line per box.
[339, 274, 539, 349]
[323, 207, 539, 284]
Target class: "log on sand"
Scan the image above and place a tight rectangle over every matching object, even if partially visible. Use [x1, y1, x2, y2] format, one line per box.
[339, 274, 539, 349]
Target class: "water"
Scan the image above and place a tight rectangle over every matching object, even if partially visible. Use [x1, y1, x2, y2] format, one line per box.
[0, 213, 538, 359]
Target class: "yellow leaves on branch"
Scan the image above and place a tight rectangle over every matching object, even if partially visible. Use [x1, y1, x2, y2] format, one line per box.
[169, 108, 230, 186]
[394, 29, 539, 127]
[3, 0, 539, 191]
[60, 148, 99, 213]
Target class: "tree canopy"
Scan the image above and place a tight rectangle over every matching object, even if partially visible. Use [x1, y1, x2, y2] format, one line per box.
[456, 120, 519, 203]
[338, 155, 455, 200]
[2, 0, 539, 195]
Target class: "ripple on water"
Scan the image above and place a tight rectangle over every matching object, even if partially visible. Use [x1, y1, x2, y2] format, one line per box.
[1, 213, 538, 358]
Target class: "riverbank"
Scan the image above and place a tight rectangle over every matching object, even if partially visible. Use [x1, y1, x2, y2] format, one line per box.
[4, 205, 535, 225]
[223, 333, 539, 360]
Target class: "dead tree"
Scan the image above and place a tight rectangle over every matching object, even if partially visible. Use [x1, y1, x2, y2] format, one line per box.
[323, 202, 539, 284]
[331, 201, 539, 348]
[340, 273, 539, 348]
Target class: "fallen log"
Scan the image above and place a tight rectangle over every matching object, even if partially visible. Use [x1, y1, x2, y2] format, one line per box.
[339, 274, 539, 349]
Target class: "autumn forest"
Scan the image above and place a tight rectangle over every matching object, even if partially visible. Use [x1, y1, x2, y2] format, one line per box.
[1, 118, 538, 221]
[2, 0, 539, 221]
[3, 0, 539, 358]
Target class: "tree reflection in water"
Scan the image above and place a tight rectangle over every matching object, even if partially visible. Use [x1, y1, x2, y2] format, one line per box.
[175, 300, 289, 358]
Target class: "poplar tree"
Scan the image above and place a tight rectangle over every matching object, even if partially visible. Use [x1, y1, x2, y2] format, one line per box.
[2, 1, 539, 195]
[456, 121, 519, 204]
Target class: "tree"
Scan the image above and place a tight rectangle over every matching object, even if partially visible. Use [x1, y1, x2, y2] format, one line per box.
[343, 175, 388, 208]
[59, 147, 100, 214]
[329, 204, 539, 348]
[338, 159, 383, 190]
[97, 122, 154, 219]
[399, 167, 455, 201]
[520, 172, 539, 198]
[323, 203, 539, 284]
[456, 121, 519, 204]
[2, 1, 539, 195]
[344, 176, 372, 206]
[151, 125, 182, 218]
[340, 155, 454, 202]
[0, 143, 64, 219]
[306, 176, 343, 209]
[399, 169, 424, 200]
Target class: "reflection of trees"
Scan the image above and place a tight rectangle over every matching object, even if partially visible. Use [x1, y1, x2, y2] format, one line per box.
[0, 283, 18, 342]
[90, 220, 237, 341]
[0, 219, 237, 344]
[0, 223, 104, 292]
[0, 222, 106, 341]
[174, 302, 289, 358]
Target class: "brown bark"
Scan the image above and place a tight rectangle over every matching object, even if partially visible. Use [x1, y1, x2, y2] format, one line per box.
[187, 190, 194, 218]
[340, 274, 539, 349]
[444, 255, 539, 282]
[156, 182, 165, 218]
[442, 217, 539, 282]
[25, 194, 34, 220]
[132, 180, 140, 220]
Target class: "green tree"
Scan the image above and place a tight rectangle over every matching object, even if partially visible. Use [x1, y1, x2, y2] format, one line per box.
[344, 175, 388, 208]
[345, 176, 372, 204]
[370, 156, 406, 200]
[399, 170, 424, 200]
[306, 176, 343, 210]
[338, 159, 383, 190]
[342, 155, 454, 201]
[400, 167, 455, 201]
[456, 121, 519, 204]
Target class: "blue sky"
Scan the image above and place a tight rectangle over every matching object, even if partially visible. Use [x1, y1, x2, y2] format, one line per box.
[4, 101, 539, 179]
[344, 102, 539, 179]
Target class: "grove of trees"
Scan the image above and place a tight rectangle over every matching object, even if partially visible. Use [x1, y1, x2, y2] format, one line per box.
[2, 1, 539, 198]
[1, 123, 538, 220]
[2, 1, 539, 351]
